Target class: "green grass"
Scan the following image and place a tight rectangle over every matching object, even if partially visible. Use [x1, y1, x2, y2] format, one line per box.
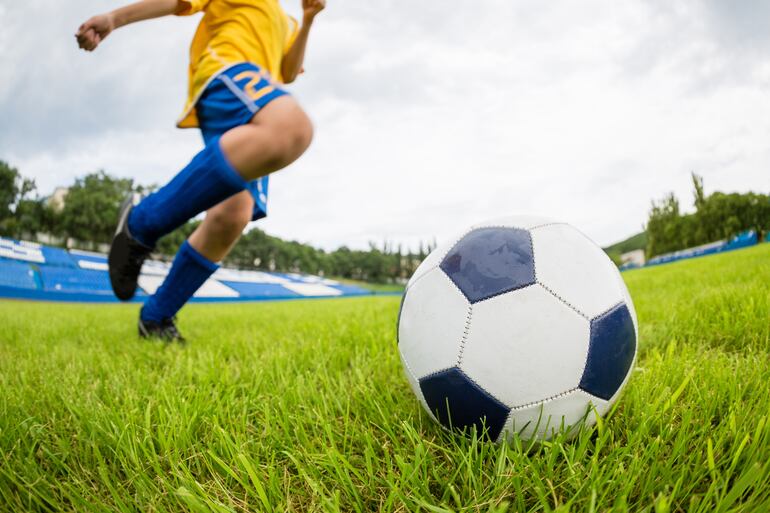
[1, 244, 769, 512]
[336, 278, 405, 294]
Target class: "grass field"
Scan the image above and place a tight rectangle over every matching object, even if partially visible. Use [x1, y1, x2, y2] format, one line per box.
[1, 244, 769, 512]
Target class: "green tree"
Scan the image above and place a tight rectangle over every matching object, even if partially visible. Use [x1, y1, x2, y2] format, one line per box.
[0, 160, 19, 222]
[0, 160, 38, 237]
[646, 192, 682, 258]
[646, 175, 770, 258]
[692, 172, 706, 210]
[59, 171, 135, 244]
[155, 221, 201, 257]
[13, 198, 57, 238]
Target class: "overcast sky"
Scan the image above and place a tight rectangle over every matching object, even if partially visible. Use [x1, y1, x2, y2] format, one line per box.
[1, 0, 768, 250]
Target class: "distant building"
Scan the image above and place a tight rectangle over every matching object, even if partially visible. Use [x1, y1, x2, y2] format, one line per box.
[47, 187, 69, 212]
[621, 249, 645, 267]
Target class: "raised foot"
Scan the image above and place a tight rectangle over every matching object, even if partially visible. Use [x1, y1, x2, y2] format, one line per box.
[108, 194, 153, 301]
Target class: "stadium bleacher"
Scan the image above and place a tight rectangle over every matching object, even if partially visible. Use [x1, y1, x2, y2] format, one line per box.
[0, 238, 44, 263]
[0, 261, 38, 291]
[620, 230, 761, 271]
[40, 246, 78, 268]
[645, 230, 759, 267]
[218, 281, 303, 299]
[38, 266, 113, 294]
[0, 237, 371, 303]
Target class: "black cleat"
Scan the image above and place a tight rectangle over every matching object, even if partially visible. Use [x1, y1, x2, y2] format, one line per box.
[138, 316, 186, 343]
[108, 194, 153, 301]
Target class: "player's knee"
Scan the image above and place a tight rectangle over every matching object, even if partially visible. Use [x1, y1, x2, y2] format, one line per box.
[207, 204, 251, 241]
[266, 108, 313, 168]
[290, 109, 314, 156]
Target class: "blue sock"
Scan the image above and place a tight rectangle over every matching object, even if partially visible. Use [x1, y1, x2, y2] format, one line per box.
[128, 136, 247, 247]
[141, 241, 219, 322]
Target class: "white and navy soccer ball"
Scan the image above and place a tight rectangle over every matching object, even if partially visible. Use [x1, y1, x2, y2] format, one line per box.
[397, 216, 638, 442]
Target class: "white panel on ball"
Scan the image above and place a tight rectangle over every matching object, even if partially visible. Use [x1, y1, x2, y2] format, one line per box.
[501, 389, 609, 442]
[460, 284, 590, 409]
[399, 350, 438, 423]
[608, 278, 638, 406]
[531, 224, 624, 319]
[399, 267, 470, 378]
[616, 274, 639, 334]
[471, 215, 558, 231]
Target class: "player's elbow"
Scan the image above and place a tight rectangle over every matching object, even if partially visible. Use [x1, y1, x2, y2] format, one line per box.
[282, 69, 298, 84]
[281, 61, 301, 84]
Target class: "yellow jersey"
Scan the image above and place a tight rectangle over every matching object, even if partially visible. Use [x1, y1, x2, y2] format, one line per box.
[176, 0, 299, 128]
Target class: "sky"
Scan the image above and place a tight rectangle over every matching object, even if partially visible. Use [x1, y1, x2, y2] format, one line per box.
[0, 0, 768, 251]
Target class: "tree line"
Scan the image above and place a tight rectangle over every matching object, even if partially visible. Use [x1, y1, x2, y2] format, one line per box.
[0, 161, 433, 282]
[646, 173, 769, 258]
[7, 160, 764, 275]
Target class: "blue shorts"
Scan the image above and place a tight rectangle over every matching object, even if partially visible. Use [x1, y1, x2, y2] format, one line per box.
[196, 62, 290, 221]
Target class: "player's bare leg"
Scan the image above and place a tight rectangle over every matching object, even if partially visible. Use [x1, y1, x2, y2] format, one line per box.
[189, 96, 313, 262]
[220, 96, 314, 182]
[190, 95, 312, 256]
[188, 191, 254, 262]
[137, 192, 254, 343]
[111, 94, 312, 297]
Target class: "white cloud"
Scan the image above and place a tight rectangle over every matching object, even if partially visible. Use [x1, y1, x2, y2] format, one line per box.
[1, 0, 768, 251]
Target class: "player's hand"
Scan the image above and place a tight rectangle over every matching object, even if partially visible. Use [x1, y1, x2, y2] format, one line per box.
[76, 13, 116, 51]
[302, 0, 326, 21]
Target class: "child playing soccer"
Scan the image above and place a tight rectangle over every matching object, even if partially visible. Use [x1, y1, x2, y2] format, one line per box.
[76, 0, 325, 341]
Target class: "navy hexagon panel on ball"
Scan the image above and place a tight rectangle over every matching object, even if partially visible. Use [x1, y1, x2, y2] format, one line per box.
[579, 303, 637, 400]
[440, 228, 536, 303]
[419, 367, 510, 441]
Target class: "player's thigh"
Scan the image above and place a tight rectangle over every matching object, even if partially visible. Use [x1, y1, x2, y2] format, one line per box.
[250, 95, 313, 155]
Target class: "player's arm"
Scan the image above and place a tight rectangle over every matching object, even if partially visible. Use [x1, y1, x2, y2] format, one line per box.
[281, 0, 326, 84]
[76, 0, 183, 52]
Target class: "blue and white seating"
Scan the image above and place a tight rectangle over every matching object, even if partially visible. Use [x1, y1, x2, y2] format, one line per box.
[0, 237, 371, 302]
[646, 230, 759, 267]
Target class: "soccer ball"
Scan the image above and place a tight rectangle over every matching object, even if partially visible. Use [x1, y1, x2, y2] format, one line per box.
[397, 216, 637, 442]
